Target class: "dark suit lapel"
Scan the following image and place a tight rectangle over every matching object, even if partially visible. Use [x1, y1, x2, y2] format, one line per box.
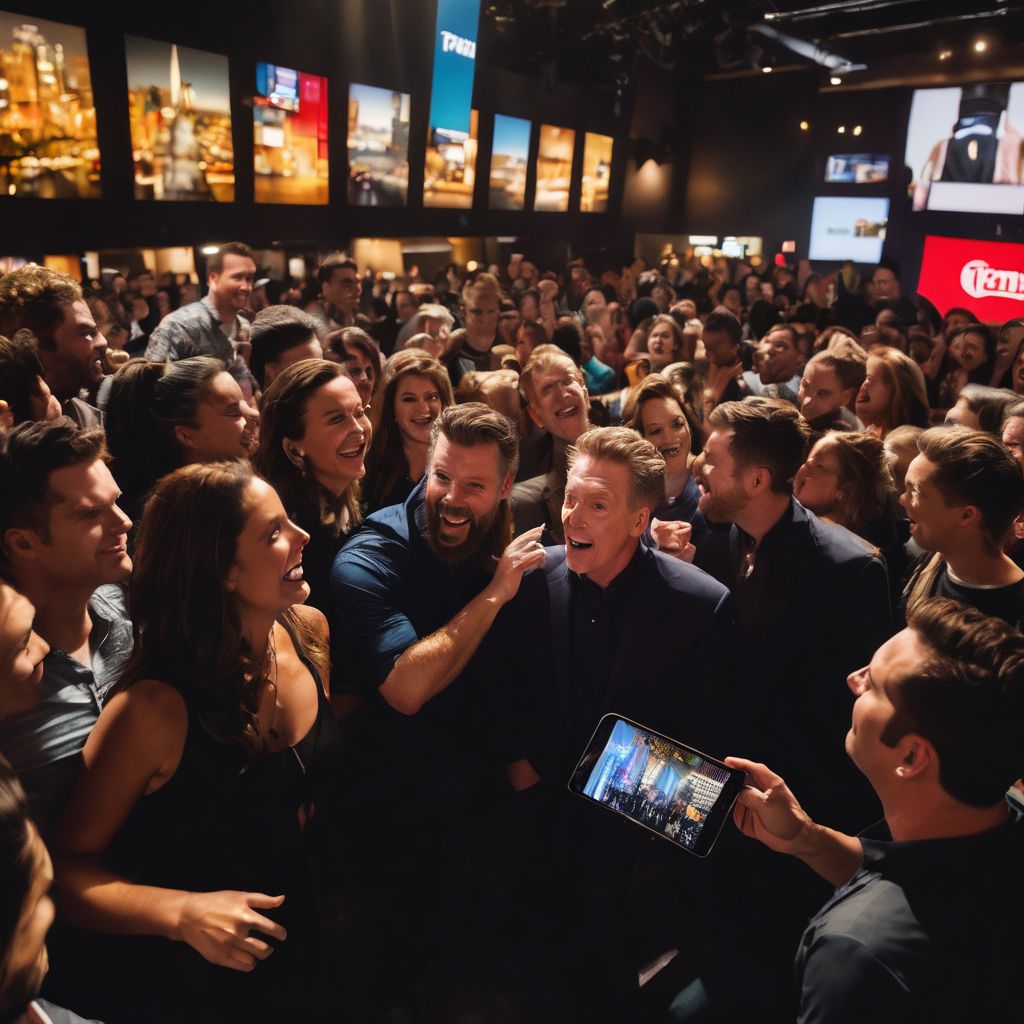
[749, 501, 813, 642]
[606, 553, 666, 710]
[547, 558, 573, 725]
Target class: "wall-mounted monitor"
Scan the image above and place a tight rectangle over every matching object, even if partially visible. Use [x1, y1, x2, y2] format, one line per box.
[825, 154, 889, 184]
[808, 196, 889, 262]
[346, 83, 410, 207]
[581, 132, 613, 212]
[0, 11, 100, 198]
[534, 124, 575, 212]
[489, 114, 530, 210]
[125, 36, 234, 202]
[254, 63, 327, 205]
[424, 110, 478, 208]
[906, 82, 1024, 214]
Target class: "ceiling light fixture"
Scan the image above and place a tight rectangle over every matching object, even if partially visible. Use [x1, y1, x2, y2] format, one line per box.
[830, 75, 842, 85]
[837, 125, 846, 134]
[799, 120, 810, 131]
[852, 125, 863, 136]
[974, 39, 988, 53]
[938, 49, 953, 60]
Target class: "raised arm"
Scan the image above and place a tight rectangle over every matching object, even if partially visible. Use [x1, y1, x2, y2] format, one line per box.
[56, 680, 287, 972]
[724, 756, 864, 888]
[379, 527, 546, 715]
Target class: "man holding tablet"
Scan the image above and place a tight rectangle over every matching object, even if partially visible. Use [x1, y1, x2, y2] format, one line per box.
[728, 598, 1024, 1024]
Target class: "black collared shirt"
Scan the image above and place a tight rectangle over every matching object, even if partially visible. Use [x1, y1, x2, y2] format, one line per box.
[568, 544, 646, 749]
[796, 809, 1024, 1023]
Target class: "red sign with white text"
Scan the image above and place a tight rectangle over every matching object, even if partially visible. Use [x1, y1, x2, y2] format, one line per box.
[917, 235, 1024, 321]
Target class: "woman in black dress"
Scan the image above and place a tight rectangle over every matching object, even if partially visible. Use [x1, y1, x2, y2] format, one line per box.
[54, 460, 341, 1024]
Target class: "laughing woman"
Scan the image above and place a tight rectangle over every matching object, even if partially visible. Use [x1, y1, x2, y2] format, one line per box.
[54, 461, 340, 1023]
[254, 359, 371, 617]
[362, 350, 454, 514]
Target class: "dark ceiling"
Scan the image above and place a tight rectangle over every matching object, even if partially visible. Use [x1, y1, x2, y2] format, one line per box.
[478, 0, 1024, 93]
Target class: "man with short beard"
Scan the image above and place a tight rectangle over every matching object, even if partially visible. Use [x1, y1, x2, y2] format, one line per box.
[688, 397, 893, 1021]
[329, 402, 544, 1018]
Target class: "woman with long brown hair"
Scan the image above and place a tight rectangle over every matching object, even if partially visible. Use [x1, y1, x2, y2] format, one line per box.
[55, 460, 339, 1023]
[362, 349, 453, 514]
[855, 346, 930, 439]
[254, 359, 371, 616]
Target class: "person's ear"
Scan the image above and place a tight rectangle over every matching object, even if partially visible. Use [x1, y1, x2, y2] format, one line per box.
[526, 402, 544, 430]
[174, 424, 197, 451]
[630, 506, 650, 538]
[499, 471, 514, 502]
[282, 437, 305, 471]
[3, 527, 41, 563]
[745, 465, 772, 496]
[224, 569, 238, 592]
[959, 504, 981, 530]
[895, 737, 932, 781]
[839, 386, 857, 408]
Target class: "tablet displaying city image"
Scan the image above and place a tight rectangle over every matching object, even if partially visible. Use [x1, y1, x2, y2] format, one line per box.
[578, 718, 734, 852]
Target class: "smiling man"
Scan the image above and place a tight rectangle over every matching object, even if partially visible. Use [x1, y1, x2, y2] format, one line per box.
[511, 346, 591, 544]
[145, 242, 257, 366]
[0, 266, 107, 428]
[504, 426, 731, 1018]
[900, 426, 1024, 626]
[329, 402, 544, 1012]
[728, 598, 1024, 1024]
[0, 419, 133, 841]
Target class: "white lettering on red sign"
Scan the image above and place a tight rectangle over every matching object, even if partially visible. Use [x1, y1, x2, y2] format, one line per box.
[960, 259, 1024, 302]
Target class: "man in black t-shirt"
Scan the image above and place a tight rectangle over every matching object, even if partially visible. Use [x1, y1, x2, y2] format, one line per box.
[900, 426, 1024, 626]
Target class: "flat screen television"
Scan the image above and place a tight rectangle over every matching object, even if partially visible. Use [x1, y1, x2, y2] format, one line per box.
[825, 154, 889, 184]
[905, 82, 1024, 214]
[808, 196, 889, 263]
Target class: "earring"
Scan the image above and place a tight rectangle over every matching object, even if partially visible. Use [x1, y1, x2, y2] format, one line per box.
[896, 766, 906, 776]
[289, 450, 307, 478]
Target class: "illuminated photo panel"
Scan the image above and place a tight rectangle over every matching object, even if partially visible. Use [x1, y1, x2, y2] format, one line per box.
[535, 124, 575, 212]
[489, 114, 529, 210]
[347, 82, 410, 207]
[581, 132, 613, 212]
[126, 35, 234, 201]
[254, 63, 328, 205]
[424, 109, 478, 208]
[0, 11, 100, 198]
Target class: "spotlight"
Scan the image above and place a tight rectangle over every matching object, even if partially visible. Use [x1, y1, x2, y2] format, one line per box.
[974, 39, 988, 53]
[938, 49, 953, 61]
[466, 260, 479, 272]
[852, 125, 863, 136]
[799, 120, 810, 131]
[762, 65, 773, 74]
[837, 125, 846, 134]
[830, 75, 842, 86]
[201, 245, 219, 255]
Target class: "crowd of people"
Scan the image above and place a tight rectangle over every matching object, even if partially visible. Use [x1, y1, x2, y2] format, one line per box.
[0, 240, 1022, 1024]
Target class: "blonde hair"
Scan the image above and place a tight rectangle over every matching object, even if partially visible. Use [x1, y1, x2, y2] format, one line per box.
[519, 344, 583, 406]
[569, 426, 665, 511]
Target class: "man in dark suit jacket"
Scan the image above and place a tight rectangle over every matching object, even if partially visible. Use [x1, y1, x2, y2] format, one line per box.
[502, 426, 732, 1019]
[689, 397, 894, 1022]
